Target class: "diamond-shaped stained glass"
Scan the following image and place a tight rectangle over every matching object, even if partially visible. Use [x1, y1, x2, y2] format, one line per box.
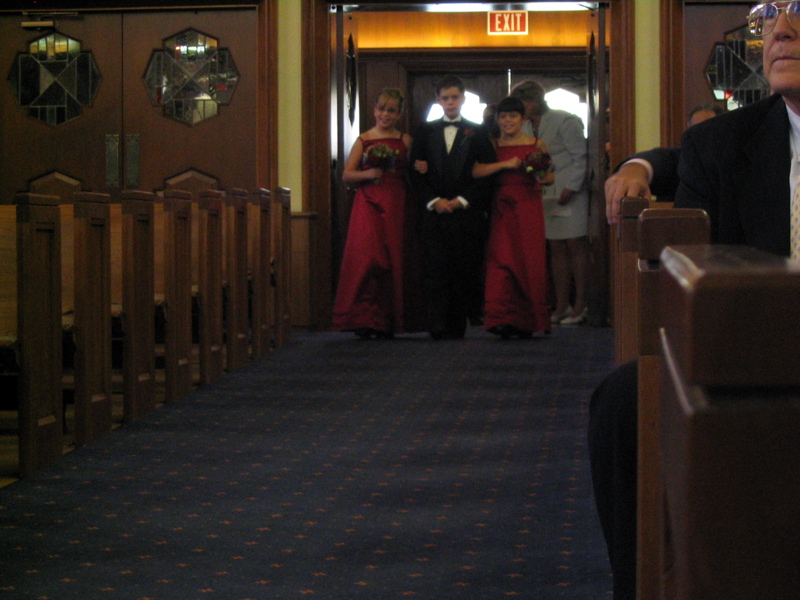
[704, 24, 769, 109]
[7, 31, 101, 126]
[144, 28, 239, 126]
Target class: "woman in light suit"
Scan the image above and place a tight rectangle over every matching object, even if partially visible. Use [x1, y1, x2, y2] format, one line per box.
[511, 80, 589, 326]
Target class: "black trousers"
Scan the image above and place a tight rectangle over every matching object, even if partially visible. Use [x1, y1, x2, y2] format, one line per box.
[420, 214, 485, 338]
[588, 359, 638, 600]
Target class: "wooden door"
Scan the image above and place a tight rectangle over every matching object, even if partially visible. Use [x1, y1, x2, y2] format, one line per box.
[0, 14, 123, 201]
[0, 8, 258, 200]
[121, 9, 258, 192]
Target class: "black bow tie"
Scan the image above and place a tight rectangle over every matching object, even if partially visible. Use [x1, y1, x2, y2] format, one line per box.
[441, 120, 463, 129]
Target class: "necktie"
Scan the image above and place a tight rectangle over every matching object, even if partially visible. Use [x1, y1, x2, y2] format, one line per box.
[442, 120, 462, 129]
[792, 177, 800, 259]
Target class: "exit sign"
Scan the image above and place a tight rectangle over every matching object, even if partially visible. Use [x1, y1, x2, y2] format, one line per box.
[487, 11, 528, 36]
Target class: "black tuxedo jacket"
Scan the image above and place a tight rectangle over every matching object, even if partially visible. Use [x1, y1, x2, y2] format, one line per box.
[676, 93, 791, 256]
[409, 117, 491, 222]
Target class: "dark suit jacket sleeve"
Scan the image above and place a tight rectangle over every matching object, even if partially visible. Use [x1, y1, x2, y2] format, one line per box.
[673, 129, 722, 237]
[631, 147, 680, 199]
[473, 129, 497, 165]
[460, 126, 494, 212]
[613, 147, 680, 200]
[409, 122, 437, 207]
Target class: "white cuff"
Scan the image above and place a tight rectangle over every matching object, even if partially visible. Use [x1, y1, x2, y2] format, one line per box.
[622, 158, 654, 184]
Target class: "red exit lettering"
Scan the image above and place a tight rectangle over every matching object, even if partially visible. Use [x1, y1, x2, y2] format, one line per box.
[487, 11, 528, 36]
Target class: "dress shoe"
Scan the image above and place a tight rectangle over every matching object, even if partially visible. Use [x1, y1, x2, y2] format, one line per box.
[550, 305, 572, 325]
[560, 307, 588, 327]
[489, 324, 519, 339]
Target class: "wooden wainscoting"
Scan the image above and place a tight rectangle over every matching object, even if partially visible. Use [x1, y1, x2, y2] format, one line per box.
[291, 212, 318, 331]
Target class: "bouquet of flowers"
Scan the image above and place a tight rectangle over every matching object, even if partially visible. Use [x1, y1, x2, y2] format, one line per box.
[362, 143, 399, 172]
[524, 147, 553, 180]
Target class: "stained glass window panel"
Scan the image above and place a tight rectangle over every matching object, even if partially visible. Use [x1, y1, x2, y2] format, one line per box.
[8, 32, 101, 126]
[144, 29, 239, 126]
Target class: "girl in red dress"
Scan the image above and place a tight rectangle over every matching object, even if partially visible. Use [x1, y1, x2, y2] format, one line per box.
[472, 96, 555, 339]
[332, 88, 424, 338]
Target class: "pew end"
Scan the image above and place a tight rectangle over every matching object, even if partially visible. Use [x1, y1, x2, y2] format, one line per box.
[635, 208, 709, 600]
[659, 244, 800, 599]
[273, 187, 292, 348]
[613, 197, 649, 364]
[0, 194, 64, 477]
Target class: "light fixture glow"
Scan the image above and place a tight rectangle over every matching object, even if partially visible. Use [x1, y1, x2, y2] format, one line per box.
[425, 3, 594, 12]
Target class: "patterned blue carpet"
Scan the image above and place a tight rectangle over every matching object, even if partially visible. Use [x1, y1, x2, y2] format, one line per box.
[1, 326, 615, 599]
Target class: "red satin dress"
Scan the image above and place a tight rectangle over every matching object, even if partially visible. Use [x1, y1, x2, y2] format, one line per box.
[483, 144, 550, 334]
[332, 136, 425, 334]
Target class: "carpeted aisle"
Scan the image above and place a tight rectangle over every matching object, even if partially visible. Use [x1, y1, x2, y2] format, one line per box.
[0, 326, 615, 600]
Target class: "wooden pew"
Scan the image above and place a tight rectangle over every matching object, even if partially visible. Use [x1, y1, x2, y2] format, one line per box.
[2, 194, 64, 477]
[225, 188, 250, 371]
[197, 189, 225, 385]
[273, 187, 292, 348]
[120, 190, 156, 421]
[71, 192, 113, 447]
[162, 189, 194, 403]
[250, 188, 272, 358]
[659, 244, 800, 599]
[634, 208, 709, 600]
[613, 197, 649, 364]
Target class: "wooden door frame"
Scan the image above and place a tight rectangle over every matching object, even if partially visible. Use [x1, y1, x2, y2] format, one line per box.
[661, 0, 685, 147]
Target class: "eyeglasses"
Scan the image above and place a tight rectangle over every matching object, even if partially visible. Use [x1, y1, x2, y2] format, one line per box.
[749, 2, 800, 36]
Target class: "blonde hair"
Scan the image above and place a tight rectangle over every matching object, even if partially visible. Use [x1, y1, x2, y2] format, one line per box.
[376, 88, 404, 113]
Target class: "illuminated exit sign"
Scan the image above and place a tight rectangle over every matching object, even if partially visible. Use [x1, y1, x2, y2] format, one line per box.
[487, 11, 528, 35]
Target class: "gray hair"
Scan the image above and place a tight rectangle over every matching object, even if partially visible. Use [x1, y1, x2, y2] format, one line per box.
[510, 79, 547, 106]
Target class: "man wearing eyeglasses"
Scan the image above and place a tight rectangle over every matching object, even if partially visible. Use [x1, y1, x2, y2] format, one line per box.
[675, 1, 800, 254]
[591, 4, 800, 599]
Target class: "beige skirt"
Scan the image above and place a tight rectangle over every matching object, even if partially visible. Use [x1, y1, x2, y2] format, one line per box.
[543, 190, 589, 240]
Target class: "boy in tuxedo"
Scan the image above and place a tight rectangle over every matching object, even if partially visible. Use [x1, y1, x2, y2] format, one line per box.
[409, 75, 491, 339]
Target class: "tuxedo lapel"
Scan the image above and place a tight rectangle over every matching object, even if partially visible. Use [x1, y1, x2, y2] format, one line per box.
[430, 120, 447, 174]
[448, 121, 474, 178]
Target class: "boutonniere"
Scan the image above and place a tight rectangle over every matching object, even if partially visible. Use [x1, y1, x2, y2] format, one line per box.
[459, 127, 474, 147]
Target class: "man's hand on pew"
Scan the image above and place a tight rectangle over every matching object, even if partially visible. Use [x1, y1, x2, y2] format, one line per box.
[605, 162, 652, 225]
